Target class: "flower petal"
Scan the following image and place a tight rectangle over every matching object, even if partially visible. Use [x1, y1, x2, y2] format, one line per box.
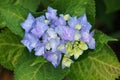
[44, 51, 62, 67]
[21, 13, 35, 32]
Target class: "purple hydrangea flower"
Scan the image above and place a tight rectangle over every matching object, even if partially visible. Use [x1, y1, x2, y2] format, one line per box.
[21, 13, 35, 32]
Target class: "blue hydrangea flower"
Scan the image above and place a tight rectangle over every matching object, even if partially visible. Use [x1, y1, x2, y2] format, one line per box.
[21, 13, 35, 32]
[21, 7, 96, 68]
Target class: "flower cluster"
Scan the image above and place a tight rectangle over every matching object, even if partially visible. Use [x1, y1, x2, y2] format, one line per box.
[21, 7, 95, 68]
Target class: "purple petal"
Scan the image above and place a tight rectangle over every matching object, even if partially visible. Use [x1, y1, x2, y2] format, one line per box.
[21, 13, 35, 32]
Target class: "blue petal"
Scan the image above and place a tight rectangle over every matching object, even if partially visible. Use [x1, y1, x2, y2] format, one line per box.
[80, 31, 95, 49]
[61, 27, 75, 41]
[87, 37, 95, 49]
[31, 20, 48, 38]
[55, 16, 66, 26]
[21, 32, 39, 52]
[45, 7, 58, 20]
[78, 14, 92, 32]
[44, 51, 62, 67]
[21, 13, 35, 32]
[80, 31, 90, 43]
[55, 26, 63, 36]
[35, 42, 45, 56]
[49, 38, 60, 52]
[42, 33, 49, 43]
[68, 16, 78, 28]
[36, 15, 45, 22]
[47, 28, 57, 38]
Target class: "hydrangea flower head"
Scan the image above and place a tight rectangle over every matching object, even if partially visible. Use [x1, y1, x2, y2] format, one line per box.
[21, 7, 95, 68]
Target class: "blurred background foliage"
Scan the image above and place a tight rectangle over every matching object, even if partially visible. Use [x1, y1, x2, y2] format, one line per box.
[0, 0, 120, 80]
[95, 0, 120, 61]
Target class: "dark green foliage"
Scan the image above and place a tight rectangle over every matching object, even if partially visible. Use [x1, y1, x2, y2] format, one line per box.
[0, 29, 25, 70]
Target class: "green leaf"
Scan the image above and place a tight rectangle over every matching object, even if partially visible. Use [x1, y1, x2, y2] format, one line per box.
[52, 0, 95, 25]
[66, 45, 120, 80]
[0, 19, 6, 28]
[103, 0, 120, 13]
[14, 0, 41, 12]
[65, 0, 86, 17]
[0, 4, 29, 37]
[51, 0, 72, 14]
[14, 52, 70, 80]
[0, 13, 6, 28]
[0, 29, 26, 70]
[30, 56, 47, 66]
[110, 31, 120, 40]
[94, 30, 117, 52]
[86, 0, 95, 25]
[0, 0, 16, 4]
